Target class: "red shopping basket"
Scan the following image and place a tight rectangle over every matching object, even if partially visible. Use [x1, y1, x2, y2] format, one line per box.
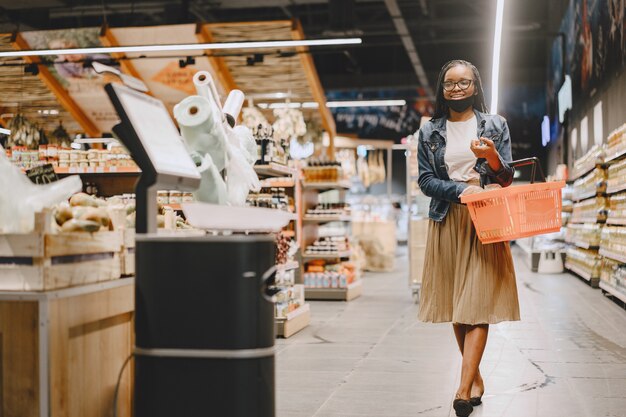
[460, 158, 565, 244]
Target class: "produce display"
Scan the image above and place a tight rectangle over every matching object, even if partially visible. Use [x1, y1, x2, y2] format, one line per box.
[51, 192, 133, 233]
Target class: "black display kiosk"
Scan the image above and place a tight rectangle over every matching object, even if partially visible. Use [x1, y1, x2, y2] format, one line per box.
[106, 83, 277, 417]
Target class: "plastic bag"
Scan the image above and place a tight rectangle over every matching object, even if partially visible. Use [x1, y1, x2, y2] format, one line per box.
[225, 127, 261, 206]
[0, 147, 82, 233]
[189, 151, 228, 205]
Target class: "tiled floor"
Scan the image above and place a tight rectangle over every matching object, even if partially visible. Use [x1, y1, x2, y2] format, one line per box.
[276, 246, 626, 417]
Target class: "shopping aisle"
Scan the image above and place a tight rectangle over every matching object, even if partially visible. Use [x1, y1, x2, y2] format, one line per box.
[276, 246, 626, 417]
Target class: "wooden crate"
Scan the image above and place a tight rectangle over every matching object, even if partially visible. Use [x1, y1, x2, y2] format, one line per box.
[120, 229, 135, 277]
[0, 212, 123, 291]
[0, 279, 134, 417]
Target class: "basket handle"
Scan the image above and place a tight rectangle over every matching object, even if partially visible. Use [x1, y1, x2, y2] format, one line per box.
[510, 157, 545, 184]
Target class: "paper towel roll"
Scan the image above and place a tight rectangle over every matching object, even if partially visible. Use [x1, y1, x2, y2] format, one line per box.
[173, 95, 228, 171]
[193, 71, 223, 115]
[223, 90, 245, 127]
[193, 71, 212, 101]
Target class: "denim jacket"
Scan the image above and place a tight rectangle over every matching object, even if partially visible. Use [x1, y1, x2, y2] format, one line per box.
[417, 109, 514, 222]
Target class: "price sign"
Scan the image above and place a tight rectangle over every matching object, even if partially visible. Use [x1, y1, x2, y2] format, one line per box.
[26, 164, 59, 185]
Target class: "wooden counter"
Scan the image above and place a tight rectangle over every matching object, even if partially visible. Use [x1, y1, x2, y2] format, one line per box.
[0, 278, 134, 417]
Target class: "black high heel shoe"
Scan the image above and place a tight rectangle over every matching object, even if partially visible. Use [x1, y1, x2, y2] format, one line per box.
[469, 396, 483, 406]
[453, 398, 474, 417]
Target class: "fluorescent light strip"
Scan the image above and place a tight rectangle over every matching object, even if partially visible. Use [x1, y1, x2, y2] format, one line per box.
[0, 38, 362, 58]
[326, 100, 406, 108]
[490, 0, 505, 114]
[257, 100, 407, 109]
[0, 128, 10, 135]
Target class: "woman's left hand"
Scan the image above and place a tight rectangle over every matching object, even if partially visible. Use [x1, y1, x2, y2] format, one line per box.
[470, 138, 498, 159]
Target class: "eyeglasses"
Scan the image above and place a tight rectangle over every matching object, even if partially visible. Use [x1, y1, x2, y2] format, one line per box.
[442, 79, 473, 92]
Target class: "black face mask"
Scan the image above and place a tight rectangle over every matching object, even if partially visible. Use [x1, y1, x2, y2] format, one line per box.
[446, 95, 475, 113]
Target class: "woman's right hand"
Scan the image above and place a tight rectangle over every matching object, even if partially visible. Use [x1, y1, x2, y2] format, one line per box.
[460, 185, 484, 197]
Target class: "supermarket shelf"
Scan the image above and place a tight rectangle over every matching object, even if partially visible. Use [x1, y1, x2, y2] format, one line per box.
[260, 180, 295, 188]
[570, 216, 606, 224]
[254, 163, 297, 178]
[568, 239, 599, 250]
[304, 280, 363, 301]
[607, 183, 626, 195]
[303, 250, 351, 259]
[275, 303, 311, 338]
[303, 215, 351, 223]
[276, 261, 299, 272]
[600, 280, 626, 304]
[599, 247, 626, 264]
[607, 218, 626, 225]
[55, 166, 140, 175]
[564, 261, 597, 283]
[573, 190, 601, 202]
[302, 181, 351, 189]
[163, 204, 183, 211]
[605, 147, 626, 162]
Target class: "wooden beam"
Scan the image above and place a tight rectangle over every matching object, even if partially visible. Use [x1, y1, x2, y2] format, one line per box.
[290, 19, 337, 158]
[11, 33, 100, 138]
[99, 25, 151, 94]
[205, 20, 292, 29]
[196, 24, 238, 93]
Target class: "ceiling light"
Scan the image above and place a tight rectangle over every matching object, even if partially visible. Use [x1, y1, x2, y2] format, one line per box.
[490, 0, 505, 114]
[326, 100, 406, 108]
[256, 100, 406, 109]
[0, 128, 10, 135]
[0, 38, 363, 58]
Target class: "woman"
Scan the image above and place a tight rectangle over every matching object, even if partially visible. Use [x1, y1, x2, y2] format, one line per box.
[416, 60, 520, 417]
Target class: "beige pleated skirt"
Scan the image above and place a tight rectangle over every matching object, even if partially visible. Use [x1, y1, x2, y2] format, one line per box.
[418, 203, 520, 325]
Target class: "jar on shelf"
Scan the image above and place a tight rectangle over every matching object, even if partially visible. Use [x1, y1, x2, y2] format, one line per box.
[169, 190, 182, 204]
[157, 190, 169, 204]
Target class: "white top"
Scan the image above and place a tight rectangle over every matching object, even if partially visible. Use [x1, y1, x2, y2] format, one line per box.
[445, 116, 480, 182]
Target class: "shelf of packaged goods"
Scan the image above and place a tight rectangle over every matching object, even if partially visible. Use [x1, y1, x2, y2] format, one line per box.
[276, 260, 299, 272]
[600, 280, 626, 304]
[302, 250, 351, 259]
[607, 217, 626, 226]
[302, 181, 351, 190]
[303, 215, 352, 223]
[304, 280, 363, 301]
[163, 204, 183, 211]
[570, 216, 606, 224]
[275, 303, 311, 338]
[568, 239, 599, 250]
[607, 182, 626, 195]
[599, 247, 626, 264]
[259, 179, 295, 188]
[54, 167, 141, 176]
[254, 163, 298, 178]
[605, 147, 626, 163]
[573, 190, 602, 202]
[564, 261, 596, 283]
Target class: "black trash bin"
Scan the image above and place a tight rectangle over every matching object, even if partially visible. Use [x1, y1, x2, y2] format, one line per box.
[134, 234, 277, 417]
